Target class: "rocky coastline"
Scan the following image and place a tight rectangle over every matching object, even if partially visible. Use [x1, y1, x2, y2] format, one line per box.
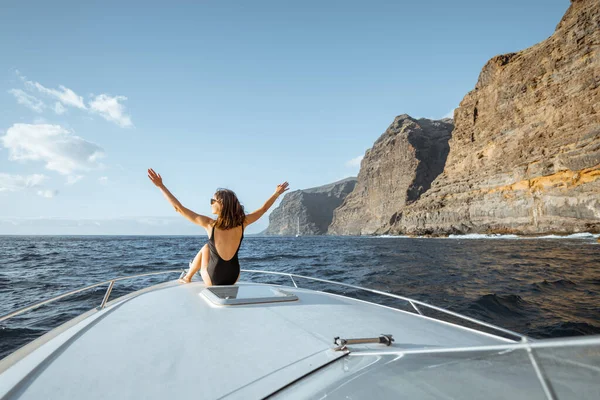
[265, 0, 599, 237]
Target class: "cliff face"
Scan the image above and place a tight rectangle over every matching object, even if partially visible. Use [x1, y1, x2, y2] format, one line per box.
[394, 0, 600, 235]
[328, 116, 453, 235]
[263, 178, 357, 235]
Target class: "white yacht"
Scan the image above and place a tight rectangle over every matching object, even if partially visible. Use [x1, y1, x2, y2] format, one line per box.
[0, 269, 598, 399]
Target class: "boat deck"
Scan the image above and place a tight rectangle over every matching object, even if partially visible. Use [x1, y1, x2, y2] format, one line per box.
[0, 281, 512, 399]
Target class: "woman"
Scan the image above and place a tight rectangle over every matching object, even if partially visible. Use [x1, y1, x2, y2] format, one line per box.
[147, 168, 289, 286]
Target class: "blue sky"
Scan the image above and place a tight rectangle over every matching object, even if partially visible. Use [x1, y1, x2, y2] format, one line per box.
[0, 0, 570, 234]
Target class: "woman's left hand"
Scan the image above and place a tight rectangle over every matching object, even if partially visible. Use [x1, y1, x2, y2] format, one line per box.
[147, 168, 164, 187]
[275, 181, 290, 195]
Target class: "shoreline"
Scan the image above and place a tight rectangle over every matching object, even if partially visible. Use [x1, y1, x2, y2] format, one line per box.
[374, 232, 600, 240]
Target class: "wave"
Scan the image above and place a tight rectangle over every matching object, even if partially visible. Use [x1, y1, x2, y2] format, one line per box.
[528, 321, 600, 339]
[0, 326, 47, 360]
[468, 293, 530, 318]
[448, 232, 599, 240]
[532, 279, 576, 291]
[373, 235, 412, 239]
[0, 325, 45, 339]
[242, 254, 316, 262]
[533, 233, 599, 239]
[16, 252, 44, 262]
[0, 275, 11, 288]
[448, 234, 520, 240]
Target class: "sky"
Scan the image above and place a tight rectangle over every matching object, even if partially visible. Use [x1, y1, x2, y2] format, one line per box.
[0, 0, 571, 235]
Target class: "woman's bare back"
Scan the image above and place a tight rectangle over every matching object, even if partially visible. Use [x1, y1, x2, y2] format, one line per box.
[209, 222, 244, 261]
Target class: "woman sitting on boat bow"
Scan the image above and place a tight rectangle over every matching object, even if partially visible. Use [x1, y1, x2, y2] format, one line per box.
[147, 168, 289, 286]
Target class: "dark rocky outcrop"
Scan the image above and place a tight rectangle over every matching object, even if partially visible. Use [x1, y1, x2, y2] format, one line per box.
[263, 178, 357, 235]
[327, 116, 453, 235]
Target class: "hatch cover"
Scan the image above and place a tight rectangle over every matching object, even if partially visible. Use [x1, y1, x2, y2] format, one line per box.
[201, 285, 298, 305]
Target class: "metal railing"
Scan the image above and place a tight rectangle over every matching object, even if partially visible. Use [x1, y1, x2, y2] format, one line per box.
[0, 270, 184, 324]
[1, 268, 525, 342]
[3, 268, 599, 400]
[240, 269, 528, 341]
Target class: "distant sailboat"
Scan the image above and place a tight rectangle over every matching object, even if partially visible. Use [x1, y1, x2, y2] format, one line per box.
[295, 217, 300, 237]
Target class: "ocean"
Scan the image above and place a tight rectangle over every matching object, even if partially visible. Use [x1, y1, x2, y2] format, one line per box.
[1, 234, 599, 360]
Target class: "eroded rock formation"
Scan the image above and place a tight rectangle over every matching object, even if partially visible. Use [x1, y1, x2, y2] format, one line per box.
[328, 116, 453, 235]
[263, 178, 357, 235]
[394, 0, 600, 235]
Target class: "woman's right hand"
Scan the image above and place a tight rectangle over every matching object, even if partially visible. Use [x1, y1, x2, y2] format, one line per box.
[275, 182, 290, 195]
[147, 168, 164, 188]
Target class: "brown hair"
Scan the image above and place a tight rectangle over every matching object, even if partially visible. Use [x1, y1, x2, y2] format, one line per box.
[214, 188, 245, 230]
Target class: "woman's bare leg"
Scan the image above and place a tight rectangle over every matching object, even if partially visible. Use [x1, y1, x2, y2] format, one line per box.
[188, 245, 204, 276]
[200, 268, 212, 287]
[199, 244, 212, 286]
[179, 244, 212, 285]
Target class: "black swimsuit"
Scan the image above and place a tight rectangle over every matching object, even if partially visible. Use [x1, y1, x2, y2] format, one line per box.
[206, 224, 244, 285]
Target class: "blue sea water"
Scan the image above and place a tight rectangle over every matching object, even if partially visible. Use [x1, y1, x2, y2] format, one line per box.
[1, 235, 599, 360]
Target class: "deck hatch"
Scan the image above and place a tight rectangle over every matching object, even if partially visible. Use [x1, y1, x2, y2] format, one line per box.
[201, 285, 298, 305]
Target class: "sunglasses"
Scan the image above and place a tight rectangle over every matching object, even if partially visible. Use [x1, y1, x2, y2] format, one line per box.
[210, 198, 219, 205]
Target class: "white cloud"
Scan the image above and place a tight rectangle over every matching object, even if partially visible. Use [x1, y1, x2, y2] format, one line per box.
[9, 89, 45, 113]
[89, 94, 133, 128]
[66, 175, 84, 185]
[25, 80, 87, 110]
[345, 155, 364, 168]
[0, 173, 47, 192]
[0, 124, 105, 175]
[54, 102, 67, 115]
[99, 176, 108, 184]
[37, 189, 58, 198]
[12, 72, 133, 128]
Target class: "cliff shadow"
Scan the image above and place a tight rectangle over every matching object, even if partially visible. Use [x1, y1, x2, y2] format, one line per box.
[406, 120, 453, 203]
[304, 192, 351, 234]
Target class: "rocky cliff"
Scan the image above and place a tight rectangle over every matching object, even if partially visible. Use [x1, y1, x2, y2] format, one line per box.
[263, 177, 357, 235]
[393, 0, 600, 235]
[328, 116, 454, 235]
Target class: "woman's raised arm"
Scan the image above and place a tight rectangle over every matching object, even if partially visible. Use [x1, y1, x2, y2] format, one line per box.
[147, 168, 213, 229]
[245, 182, 289, 226]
